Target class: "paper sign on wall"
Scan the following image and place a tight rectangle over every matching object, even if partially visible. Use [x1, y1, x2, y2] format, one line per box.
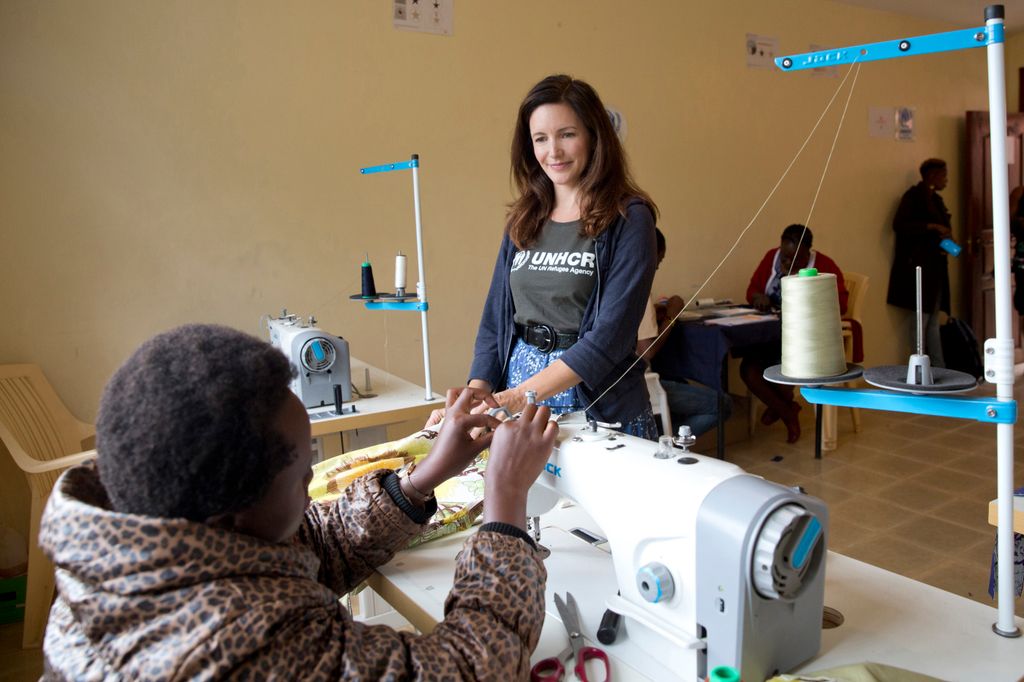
[868, 107, 896, 138]
[606, 107, 627, 141]
[746, 33, 779, 69]
[394, 0, 453, 36]
[896, 107, 915, 142]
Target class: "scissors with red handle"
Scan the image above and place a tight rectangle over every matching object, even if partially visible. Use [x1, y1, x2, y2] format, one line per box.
[531, 592, 611, 682]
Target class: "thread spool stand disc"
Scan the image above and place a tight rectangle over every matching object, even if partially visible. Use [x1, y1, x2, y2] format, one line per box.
[862, 364, 977, 394]
[349, 292, 419, 301]
[763, 363, 863, 386]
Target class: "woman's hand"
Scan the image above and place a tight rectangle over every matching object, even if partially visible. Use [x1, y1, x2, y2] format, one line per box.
[423, 407, 446, 428]
[491, 386, 528, 416]
[411, 387, 500, 493]
[661, 295, 686, 321]
[423, 380, 492, 428]
[751, 293, 772, 312]
[483, 403, 559, 529]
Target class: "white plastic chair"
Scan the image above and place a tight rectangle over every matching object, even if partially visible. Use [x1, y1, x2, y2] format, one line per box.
[823, 272, 870, 449]
[0, 364, 96, 647]
[645, 371, 672, 436]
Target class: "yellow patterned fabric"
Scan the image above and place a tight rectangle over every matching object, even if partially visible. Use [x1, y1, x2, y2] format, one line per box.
[768, 662, 944, 682]
[308, 427, 489, 547]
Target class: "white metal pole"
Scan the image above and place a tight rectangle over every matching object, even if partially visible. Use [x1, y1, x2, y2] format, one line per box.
[985, 7, 1020, 637]
[411, 156, 433, 399]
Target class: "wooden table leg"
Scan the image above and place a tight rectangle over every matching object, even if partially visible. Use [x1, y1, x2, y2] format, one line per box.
[822, 404, 838, 451]
[716, 392, 726, 459]
[815, 404, 823, 459]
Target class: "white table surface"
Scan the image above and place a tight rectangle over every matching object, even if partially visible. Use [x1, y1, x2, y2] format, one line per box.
[306, 357, 442, 437]
[369, 502, 1024, 681]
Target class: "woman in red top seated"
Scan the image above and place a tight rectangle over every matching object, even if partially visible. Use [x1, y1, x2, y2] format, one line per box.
[743, 224, 848, 442]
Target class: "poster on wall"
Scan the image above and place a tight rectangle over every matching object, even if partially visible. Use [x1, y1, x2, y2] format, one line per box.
[896, 107, 915, 142]
[606, 107, 627, 141]
[868, 107, 896, 138]
[746, 33, 779, 69]
[394, 0, 453, 36]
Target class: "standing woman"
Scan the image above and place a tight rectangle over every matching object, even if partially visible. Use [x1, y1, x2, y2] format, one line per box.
[469, 74, 659, 438]
[886, 158, 952, 367]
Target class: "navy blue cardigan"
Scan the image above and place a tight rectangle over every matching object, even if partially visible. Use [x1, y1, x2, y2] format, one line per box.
[468, 200, 657, 424]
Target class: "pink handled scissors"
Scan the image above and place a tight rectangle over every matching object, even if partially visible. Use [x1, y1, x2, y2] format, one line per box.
[530, 592, 611, 682]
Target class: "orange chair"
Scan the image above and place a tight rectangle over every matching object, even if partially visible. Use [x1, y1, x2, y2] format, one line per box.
[0, 364, 96, 648]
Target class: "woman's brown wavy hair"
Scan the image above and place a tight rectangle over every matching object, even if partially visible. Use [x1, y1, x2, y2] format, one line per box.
[506, 74, 657, 249]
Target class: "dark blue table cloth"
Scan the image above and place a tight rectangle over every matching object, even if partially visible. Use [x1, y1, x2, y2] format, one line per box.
[650, 316, 781, 391]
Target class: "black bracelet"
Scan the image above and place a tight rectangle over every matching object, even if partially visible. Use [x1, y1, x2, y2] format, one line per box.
[382, 473, 436, 524]
[479, 522, 537, 550]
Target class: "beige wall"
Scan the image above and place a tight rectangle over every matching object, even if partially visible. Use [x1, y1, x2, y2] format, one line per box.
[0, 0, 1008, 432]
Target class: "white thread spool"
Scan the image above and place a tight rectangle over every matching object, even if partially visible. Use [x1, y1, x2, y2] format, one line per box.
[780, 270, 846, 378]
[394, 252, 407, 294]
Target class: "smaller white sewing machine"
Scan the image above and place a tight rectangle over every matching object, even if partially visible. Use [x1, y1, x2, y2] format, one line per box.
[267, 311, 352, 409]
[526, 414, 827, 682]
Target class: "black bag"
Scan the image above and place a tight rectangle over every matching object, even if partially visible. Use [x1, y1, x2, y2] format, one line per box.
[940, 317, 984, 379]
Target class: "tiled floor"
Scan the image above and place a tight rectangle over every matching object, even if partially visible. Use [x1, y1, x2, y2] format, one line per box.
[1, 390, 1022, 679]
[0, 622, 41, 681]
[728, 387, 1024, 618]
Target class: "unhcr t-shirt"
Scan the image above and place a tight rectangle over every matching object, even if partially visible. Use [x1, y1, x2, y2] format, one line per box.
[510, 219, 597, 334]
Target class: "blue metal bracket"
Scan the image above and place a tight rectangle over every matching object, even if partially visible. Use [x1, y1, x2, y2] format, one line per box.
[359, 158, 420, 174]
[363, 301, 428, 312]
[776, 24, 1000, 71]
[801, 386, 1016, 424]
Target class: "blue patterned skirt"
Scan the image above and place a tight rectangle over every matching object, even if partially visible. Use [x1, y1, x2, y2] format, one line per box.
[505, 337, 658, 441]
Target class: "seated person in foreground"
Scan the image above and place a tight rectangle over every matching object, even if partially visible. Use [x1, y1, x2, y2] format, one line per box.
[39, 323, 558, 680]
[637, 227, 732, 436]
[743, 224, 847, 442]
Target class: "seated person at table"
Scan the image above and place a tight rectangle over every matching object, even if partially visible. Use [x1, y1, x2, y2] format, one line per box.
[39, 324, 557, 680]
[742, 225, 847, 443]
[637, 228, 732, 436]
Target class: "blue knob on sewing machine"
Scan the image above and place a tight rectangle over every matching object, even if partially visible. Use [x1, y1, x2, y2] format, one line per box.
[636, 562, 674, 603]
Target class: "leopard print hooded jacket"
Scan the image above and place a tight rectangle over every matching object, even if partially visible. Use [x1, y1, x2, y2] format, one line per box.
[39, 461, 546, 680]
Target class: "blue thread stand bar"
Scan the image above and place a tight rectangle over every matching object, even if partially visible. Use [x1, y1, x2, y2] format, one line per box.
[363, 300, 429, 312]
[356, 154, 434, 399]
[801, 387, 1016, 424]
[777, 5, 1020, 637]
[359, 158, 420, 174]
[775, 25, 998, 71]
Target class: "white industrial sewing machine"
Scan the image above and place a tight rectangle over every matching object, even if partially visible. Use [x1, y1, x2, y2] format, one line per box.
[525, 413, 827, 681]
[267, 311, 352, 409]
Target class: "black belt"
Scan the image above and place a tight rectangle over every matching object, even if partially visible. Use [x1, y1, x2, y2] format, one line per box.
[515, 323, 578, 353]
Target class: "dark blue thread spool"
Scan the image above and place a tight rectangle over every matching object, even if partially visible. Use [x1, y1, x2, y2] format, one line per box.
[360, 257, 377, 298]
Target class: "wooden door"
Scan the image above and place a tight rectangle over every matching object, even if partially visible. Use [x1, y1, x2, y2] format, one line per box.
[965, 111, 1024, 352]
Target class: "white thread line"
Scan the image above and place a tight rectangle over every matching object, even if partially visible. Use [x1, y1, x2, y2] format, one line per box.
[584, 57, 863, 417]
[789, 62, 862, 276]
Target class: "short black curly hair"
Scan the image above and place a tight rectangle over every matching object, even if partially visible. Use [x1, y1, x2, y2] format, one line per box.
[919, 157, 946, 178]
[97, 323, 297, 521]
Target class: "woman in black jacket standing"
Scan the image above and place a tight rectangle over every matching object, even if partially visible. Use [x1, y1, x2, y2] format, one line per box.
[887, 158, 952, 367]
